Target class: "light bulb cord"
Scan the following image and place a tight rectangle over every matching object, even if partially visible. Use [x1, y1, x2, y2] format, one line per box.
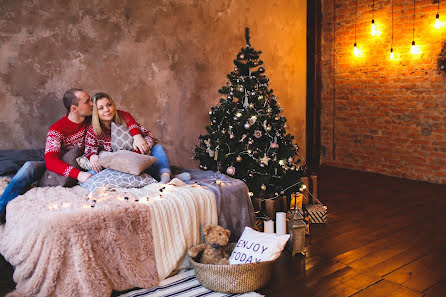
[391, 0, 394, 48]
[355, 0, 358, 43]
[412, 0, 415, 42]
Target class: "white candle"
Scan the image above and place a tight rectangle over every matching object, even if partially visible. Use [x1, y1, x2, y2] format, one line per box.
[264, 220, 274, 233]
[276, 212, 287, 236]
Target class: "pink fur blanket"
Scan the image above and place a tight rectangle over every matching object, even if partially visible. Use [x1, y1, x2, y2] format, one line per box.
[0, 186, 158, 297]
[0, 180, 218, 297]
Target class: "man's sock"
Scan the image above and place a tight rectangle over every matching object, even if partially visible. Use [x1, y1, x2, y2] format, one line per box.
[159, 173, 171, 184]
[0, 207, 6, 225]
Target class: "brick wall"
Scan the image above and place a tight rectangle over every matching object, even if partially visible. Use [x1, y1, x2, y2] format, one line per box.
[321, 0, 446, 183]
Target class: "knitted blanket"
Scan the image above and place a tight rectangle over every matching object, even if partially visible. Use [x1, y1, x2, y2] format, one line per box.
[183, 169, 256, 242]
[0, 181, 217, 297]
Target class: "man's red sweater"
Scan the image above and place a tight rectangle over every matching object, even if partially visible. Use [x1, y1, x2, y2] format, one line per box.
[44, 112, 139, 179]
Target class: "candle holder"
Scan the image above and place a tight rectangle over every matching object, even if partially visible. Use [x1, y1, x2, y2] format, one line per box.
[286, 195, 307, 256]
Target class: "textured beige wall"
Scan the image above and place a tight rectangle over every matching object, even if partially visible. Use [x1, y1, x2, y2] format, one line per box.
[0, 0, 306, 168]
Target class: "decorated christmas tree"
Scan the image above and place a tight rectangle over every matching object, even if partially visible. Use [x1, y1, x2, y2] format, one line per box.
[195, 28, 304, 199]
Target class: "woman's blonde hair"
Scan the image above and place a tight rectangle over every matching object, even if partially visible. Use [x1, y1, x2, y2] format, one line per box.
[91, 92, 123, 135]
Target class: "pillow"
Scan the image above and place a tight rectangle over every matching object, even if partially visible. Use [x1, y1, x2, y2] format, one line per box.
[79, 168, 157, 192]
[76, 151, 113, 170]
[111, 122, 133, 152]
[38, 146, 83, 188]
[98, 150, 158, 175]
[229, 226, 290, 265]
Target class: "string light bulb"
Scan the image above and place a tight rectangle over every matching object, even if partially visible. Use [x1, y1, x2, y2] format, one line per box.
[353, 0, 360, 57]
[353, 43, 360, 56]
[371, 0, 376, 36]
[410, 0, 420, 55]
[435, 1, 441, 29]
[390, 0, 395, 60]
[410, 40, 417, 54]
[371, 19, 376, 36]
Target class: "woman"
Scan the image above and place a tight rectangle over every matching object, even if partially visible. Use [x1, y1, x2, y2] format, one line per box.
[84, 92, 171, 183]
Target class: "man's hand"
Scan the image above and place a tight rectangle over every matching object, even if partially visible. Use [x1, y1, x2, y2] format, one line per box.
[89, 154, 102, 172]
[77, 171, 92, 183]
[133, 134, 150, 154]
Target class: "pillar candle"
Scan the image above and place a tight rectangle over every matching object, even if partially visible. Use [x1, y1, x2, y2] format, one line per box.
[276, 212, 287, 236]
[264, 220, 274, 233]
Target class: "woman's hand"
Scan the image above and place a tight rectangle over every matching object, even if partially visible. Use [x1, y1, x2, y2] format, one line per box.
[89, 154, 102, 172]
[133, 134, 150, 154]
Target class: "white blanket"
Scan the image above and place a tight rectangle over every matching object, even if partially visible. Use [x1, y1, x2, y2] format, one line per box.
[0, 180, 217, 297]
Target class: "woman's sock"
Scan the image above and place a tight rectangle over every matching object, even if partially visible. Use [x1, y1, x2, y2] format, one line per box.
[173, 172, 191, 182]
[159, 173, 171, 184]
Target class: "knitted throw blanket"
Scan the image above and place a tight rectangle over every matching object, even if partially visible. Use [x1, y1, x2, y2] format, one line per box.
[0, 180, 217, 297]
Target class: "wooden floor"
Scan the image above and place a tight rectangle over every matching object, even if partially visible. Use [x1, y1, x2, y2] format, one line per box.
[1, 165, 446, 297]
[258, 166, 446, 297]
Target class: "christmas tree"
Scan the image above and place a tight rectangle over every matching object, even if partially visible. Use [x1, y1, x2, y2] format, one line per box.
[195, 28, 304, 198]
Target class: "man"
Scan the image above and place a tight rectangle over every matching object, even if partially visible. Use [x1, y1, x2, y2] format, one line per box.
[0, 88, 93, 224]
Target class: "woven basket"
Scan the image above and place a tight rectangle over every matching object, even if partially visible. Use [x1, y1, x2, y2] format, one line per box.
[189, 243, 274, 294]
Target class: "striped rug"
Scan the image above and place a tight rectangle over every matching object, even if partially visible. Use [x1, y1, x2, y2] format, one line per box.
[118, 269, 263, 297]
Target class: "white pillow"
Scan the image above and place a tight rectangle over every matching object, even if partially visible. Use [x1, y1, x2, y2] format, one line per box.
[229, 226, 290, 265]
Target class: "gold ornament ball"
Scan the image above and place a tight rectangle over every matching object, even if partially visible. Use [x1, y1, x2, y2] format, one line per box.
[261, 184, 266, 191]
[267, 126, 272, 131]
[249, 103, 254, 108]
[236, 155, 242, 162]
[230, 134, 235, 139]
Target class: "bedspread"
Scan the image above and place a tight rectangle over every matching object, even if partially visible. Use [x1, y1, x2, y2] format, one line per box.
[0, 181, 217, 297]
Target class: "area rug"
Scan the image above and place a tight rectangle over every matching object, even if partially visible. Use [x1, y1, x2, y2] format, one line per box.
[117, 269, 264, 297]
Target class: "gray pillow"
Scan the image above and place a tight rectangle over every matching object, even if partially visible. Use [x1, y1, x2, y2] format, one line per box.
[80, 168, 157, 192]
[111, 122, 133, 152]
[38, 146, 83, 188]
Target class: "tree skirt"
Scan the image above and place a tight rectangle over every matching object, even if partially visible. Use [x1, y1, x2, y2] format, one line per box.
[117, 269, 263, 297]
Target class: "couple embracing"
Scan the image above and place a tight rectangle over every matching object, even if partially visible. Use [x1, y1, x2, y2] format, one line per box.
[0, 88, 171, 224]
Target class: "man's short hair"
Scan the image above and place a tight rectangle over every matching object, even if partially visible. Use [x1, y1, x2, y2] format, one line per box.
[63, 88, 84, 112]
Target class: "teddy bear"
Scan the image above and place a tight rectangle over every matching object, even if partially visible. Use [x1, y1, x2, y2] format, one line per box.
[188, 224, 231, 265]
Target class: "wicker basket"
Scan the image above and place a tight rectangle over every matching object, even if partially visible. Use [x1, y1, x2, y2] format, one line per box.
[189, 243, 274, 294]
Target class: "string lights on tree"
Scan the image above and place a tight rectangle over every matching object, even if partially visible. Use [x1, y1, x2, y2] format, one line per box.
[195, 28, 304, 199]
